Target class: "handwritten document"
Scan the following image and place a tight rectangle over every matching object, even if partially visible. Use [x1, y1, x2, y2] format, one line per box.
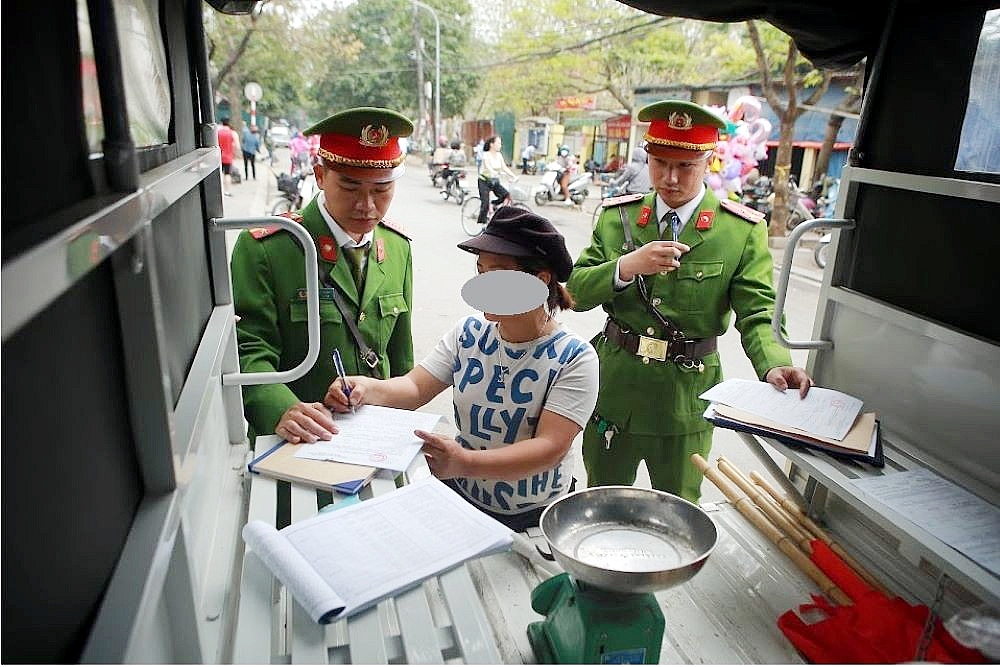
[699, 378, 863, 441]
[242, 476, 513, 623]
[293, 405, 443, 471]
[851, 469, 1000, 576]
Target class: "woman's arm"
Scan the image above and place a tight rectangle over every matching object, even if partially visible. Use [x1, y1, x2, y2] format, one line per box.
[326, 365, 447, 412]
[417, 409, 580, 481]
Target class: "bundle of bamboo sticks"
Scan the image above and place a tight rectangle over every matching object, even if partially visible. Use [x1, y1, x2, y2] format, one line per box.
[691, 453, 891, 606]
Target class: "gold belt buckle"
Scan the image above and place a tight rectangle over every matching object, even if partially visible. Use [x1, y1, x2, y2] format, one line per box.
[636, 335, 668, 362]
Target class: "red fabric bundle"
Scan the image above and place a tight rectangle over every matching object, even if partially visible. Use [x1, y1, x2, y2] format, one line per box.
[777, 540, 986, 663]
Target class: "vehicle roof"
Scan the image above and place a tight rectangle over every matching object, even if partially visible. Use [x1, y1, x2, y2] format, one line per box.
[618, 0, 997, 68]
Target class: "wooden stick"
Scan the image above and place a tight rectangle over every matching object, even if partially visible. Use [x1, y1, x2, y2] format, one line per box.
[749, 470, 892, 596]
[717, 457, 814, 554]
[692, 454, 852, 605]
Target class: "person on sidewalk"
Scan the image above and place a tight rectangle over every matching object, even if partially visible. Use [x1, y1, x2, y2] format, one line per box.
[231, 107, 416, 449]
[241, 124, 261, 180]
[217, 118, 236, 196]
[567, 99, 813, 503]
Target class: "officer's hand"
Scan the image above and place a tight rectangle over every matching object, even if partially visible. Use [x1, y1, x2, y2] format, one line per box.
[415, 430, 469, 479]
[619, 241, 691, 281]
[275, 402, 338, 444]
[764, 366, 813, 399]
[324, 376, 369, 413]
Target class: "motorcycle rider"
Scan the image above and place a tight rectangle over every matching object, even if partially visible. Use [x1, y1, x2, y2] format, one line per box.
[608, 146, 652, 195]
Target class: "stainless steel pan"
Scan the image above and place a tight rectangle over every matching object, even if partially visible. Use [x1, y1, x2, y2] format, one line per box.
[539, 486, 718, 593]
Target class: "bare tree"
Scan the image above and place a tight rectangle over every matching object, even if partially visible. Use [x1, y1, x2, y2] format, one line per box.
[747, 21, 831, 237]
[814, 63, 865, 186]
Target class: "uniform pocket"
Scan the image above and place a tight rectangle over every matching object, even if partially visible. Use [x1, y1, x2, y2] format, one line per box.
[675, 260, 724, 312]
[289, 297, 343, 324]
[378, 292, 408, 319]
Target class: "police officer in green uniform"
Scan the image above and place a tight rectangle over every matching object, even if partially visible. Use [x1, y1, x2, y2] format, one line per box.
[567, 100, 813, 502]
[231, 107, 415, 445]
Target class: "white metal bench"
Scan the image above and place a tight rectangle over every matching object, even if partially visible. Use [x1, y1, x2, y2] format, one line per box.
[232, 435, 502, 664]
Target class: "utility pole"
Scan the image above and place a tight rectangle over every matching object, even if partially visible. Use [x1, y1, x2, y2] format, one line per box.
[412, 4, 427, 153]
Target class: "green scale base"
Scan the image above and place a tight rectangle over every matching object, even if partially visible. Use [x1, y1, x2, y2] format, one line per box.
[527, 573, 665, 664]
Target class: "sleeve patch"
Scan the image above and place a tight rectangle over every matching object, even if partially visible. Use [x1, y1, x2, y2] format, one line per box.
[719, 198, 766, 224]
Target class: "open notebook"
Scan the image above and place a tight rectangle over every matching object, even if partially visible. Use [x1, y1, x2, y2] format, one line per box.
[242, 476, 513, 623]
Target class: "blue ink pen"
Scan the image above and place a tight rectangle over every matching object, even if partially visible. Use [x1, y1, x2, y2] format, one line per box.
[332, 348, 355, 414]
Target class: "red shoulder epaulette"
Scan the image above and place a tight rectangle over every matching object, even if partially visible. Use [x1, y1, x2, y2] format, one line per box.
[719, 198, 766, 224]
[601, 192, 646, 208]
[379, 217, 412, 240]
[248, 211, 303, 239]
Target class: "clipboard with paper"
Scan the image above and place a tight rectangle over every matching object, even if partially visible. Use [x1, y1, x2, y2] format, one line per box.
[700, 379, 883, 466]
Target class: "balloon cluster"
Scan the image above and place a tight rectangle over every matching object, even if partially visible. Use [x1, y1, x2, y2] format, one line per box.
[706, 96, 773, 201]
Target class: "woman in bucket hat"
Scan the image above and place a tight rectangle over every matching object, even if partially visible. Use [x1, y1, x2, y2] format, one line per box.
[326, 207, 599, 531]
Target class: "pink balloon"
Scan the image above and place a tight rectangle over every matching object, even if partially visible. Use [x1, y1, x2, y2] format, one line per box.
[706, 173, 723, 190]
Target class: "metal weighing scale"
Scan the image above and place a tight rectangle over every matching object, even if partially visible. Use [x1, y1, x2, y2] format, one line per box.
[527, 486, 719, 664]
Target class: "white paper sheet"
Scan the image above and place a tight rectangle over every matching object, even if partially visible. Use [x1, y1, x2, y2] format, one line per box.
[293, 405, 443, 471]
[699, 378, 863, 441]
[851, 469, 1000, 575]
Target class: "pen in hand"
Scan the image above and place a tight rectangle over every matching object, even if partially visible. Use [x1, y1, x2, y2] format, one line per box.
[332, 348, 355, 414]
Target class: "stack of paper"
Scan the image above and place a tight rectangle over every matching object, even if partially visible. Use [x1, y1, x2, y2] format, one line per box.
[700, 379, 883, 466]
[248, 405, 444, 494]
[242, 476, 513, 624]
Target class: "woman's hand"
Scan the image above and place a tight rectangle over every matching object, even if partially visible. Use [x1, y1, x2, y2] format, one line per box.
[415, 430, 469, 479]
[324, 375, 368, 413]
[275, 402, 338, 443]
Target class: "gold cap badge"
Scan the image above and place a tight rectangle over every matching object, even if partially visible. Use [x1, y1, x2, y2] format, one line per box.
[359, 124, 390, 147]
[668, 112, 694, 131]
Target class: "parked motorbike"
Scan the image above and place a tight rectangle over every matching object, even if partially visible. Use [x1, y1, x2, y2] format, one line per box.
[269, 168, 315, 215]
[533, 164, 591, 206]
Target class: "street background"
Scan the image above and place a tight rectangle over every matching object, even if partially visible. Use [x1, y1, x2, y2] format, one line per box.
[223, 147, 826, 503]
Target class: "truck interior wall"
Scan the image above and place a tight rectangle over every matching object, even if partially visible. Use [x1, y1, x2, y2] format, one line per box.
[1, 261, 145, 663]
[0, 1, 93, 263]
[153, 191, 216, 404]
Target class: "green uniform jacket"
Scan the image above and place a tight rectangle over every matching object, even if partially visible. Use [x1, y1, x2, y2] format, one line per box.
[567, 189, 792, 436]
[231, 197, 414, 438]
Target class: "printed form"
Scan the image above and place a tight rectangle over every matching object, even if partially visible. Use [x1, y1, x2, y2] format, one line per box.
[294, 405, 444, 471]
[700, 378, 863, 441]
[851, 469, 1000, 576]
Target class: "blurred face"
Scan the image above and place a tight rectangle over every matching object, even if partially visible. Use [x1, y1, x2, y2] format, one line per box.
[491, 137, 501, 151]
[647, 146, 711, 209]
[314, 163, 396, 238]
[474, 251, 550, 322]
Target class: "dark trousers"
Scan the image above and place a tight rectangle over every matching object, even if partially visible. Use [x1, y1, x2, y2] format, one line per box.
[242, 151, 256, 179]
[477, 177, 509, 225]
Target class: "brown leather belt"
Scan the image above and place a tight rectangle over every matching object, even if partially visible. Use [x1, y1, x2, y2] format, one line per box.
[603, 318, 716, 364]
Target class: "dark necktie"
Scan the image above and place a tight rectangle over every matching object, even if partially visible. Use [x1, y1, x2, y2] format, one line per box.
[663, 210, 682, 241]
[343, 242, 370, 291]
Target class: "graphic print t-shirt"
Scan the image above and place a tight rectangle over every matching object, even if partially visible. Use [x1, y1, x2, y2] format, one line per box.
[419, 315, 599, 515]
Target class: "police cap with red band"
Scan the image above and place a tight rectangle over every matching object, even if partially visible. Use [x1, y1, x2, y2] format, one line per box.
[639, 100, 728, 152]
[304, 107, 414, 171]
